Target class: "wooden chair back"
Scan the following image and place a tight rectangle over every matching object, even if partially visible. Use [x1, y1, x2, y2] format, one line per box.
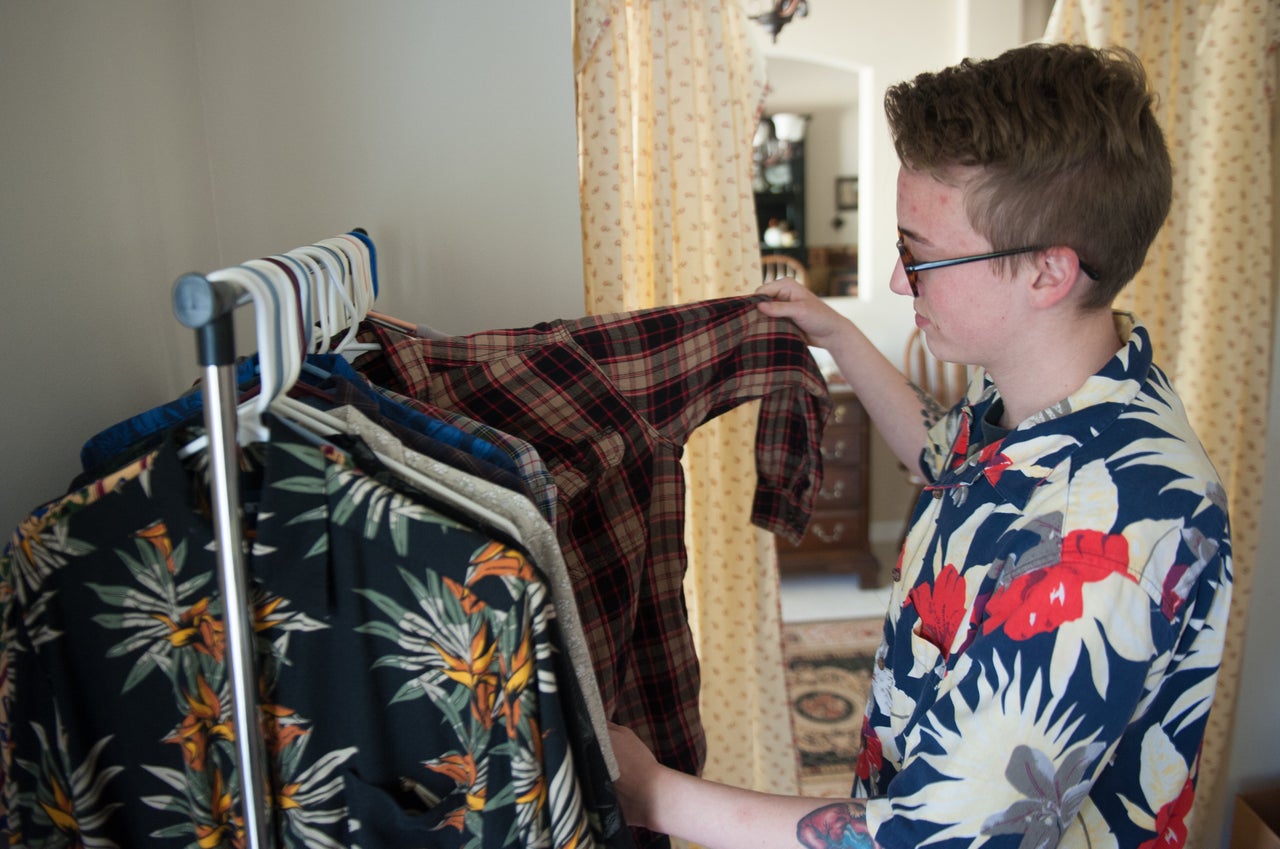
[760, 254, 808, 286]
[904, 327, 969, 409]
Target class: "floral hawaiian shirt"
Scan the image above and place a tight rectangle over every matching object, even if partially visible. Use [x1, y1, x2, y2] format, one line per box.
[1, 420, 630, 849]
[855, 313, 1232, 849]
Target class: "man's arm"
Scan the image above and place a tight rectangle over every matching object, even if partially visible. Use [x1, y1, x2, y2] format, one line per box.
[610, 723, 882, 849]
[756, 280, 937, 472]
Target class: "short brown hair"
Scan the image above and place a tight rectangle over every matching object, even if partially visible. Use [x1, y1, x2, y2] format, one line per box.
[884, 42, 1171, 309]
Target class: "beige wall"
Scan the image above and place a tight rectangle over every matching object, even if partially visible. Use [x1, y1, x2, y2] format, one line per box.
[188, 1, 585, 336]
[0, 0, 582, 532]
[2, 1, 219, 515]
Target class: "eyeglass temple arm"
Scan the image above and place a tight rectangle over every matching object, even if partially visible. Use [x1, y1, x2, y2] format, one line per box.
[906, 246, 1099, 280]
[904, 246, 1040, 273]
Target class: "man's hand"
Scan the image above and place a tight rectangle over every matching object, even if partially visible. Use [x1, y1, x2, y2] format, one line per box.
[755, 279, 856, 354]
[608, 722, 663, 830]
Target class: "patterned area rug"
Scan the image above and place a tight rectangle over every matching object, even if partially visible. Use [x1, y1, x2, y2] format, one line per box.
[782, 616, 884, 797]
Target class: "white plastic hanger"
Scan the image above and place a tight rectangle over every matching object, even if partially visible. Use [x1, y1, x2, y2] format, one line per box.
[244, 259, 305, 394]
[286, 244, 347, 354]
[317, 235, 378, 354]
[210, 265, 284, 444]
[267, 253, 315, 352]
[178, 259, 303, 456]
[303, 240, 361, 354]
[178, 231, 382, 459]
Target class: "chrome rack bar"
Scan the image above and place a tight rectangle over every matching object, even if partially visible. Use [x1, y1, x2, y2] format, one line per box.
[172, 273, 272, 849]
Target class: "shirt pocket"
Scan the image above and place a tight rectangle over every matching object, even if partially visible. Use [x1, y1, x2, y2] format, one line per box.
[546, 428, 626, 501]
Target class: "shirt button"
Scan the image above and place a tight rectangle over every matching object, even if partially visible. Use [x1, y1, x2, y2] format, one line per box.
[932, 490, 943, 499]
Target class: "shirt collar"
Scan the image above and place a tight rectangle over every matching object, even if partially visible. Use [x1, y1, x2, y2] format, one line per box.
[933, 312, 1152, 509]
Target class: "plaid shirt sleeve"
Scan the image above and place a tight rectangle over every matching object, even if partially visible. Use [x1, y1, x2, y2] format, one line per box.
[562, 295, 831, 543]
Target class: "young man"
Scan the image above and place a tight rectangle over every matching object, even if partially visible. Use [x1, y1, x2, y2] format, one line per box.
[608, 42, 1232, 849]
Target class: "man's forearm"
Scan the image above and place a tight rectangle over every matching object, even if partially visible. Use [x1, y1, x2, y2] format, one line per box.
[823, 323, 932, 473]
[640, 765, 881, 849]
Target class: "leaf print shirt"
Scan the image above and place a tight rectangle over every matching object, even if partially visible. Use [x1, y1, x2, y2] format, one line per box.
[856, 313, 1232, 849]
[0, 419, 631, 849]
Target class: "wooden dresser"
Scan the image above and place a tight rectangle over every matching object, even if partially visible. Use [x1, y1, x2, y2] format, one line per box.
[776, 383, 881, 587]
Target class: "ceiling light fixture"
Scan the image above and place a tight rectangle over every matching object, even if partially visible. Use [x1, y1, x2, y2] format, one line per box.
[750, 0, 808, 42]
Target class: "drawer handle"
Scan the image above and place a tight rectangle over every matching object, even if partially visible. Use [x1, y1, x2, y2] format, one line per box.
[822, 440, 849, 461]
[833, 404, 850, 424]
[810, 522, 846, 543]
[819, 481, 846, 500]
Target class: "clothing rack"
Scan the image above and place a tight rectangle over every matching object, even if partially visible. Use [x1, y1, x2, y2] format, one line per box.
[168, 231, 377, 847]
[0, 239, 826, 848]
[172, 272, 273, 849]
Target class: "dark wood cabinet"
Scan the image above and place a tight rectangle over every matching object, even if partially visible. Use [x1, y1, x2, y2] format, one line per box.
[776, 383, 881, 587]
[754, 134, 806, 265]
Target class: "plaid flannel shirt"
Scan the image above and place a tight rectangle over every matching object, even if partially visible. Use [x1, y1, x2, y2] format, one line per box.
[355, 295, 831, 779]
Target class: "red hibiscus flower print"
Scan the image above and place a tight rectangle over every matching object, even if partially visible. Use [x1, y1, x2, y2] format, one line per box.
[1138, 776, 1195, 849]
[949, 420, 971, 470]
[907, 563, 967, 661]
[977, 440, 1012, 486]
[982, 530, 1131, 640]
[855, 718, 882, 783]
[1160, 563, 1190, 620]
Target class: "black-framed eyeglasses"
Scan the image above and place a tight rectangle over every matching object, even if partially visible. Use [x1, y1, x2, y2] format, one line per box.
[895, 228, 1100, 297]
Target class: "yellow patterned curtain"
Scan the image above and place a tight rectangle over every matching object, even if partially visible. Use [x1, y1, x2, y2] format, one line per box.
[573, 1, 798, 795]
[1047, 2, 1278, 844]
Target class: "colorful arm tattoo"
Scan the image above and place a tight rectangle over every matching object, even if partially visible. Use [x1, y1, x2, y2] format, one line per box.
[797, 801, 878, 849]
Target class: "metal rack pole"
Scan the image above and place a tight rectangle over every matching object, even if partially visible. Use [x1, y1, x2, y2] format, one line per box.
[173, 273, 272, 849]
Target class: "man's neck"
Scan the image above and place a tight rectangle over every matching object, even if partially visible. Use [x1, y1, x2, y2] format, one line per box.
[986, 309, 1122, 429]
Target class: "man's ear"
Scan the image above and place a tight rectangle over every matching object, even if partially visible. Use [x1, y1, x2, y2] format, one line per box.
[1027, 246, 1088, 308]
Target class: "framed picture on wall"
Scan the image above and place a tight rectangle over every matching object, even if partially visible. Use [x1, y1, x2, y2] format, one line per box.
[836, 176, 858, 211]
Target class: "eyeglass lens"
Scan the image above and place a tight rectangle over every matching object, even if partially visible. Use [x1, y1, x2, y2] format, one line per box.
[895, 231, 920, 296]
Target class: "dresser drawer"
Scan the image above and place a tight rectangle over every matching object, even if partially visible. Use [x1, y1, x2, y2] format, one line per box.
[829, 395, 865, 429]
[815, 464, 864, 506]
[820, 425, 865, 467]
[780, 509, 869, 556]
[776, 383, 881, 585]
